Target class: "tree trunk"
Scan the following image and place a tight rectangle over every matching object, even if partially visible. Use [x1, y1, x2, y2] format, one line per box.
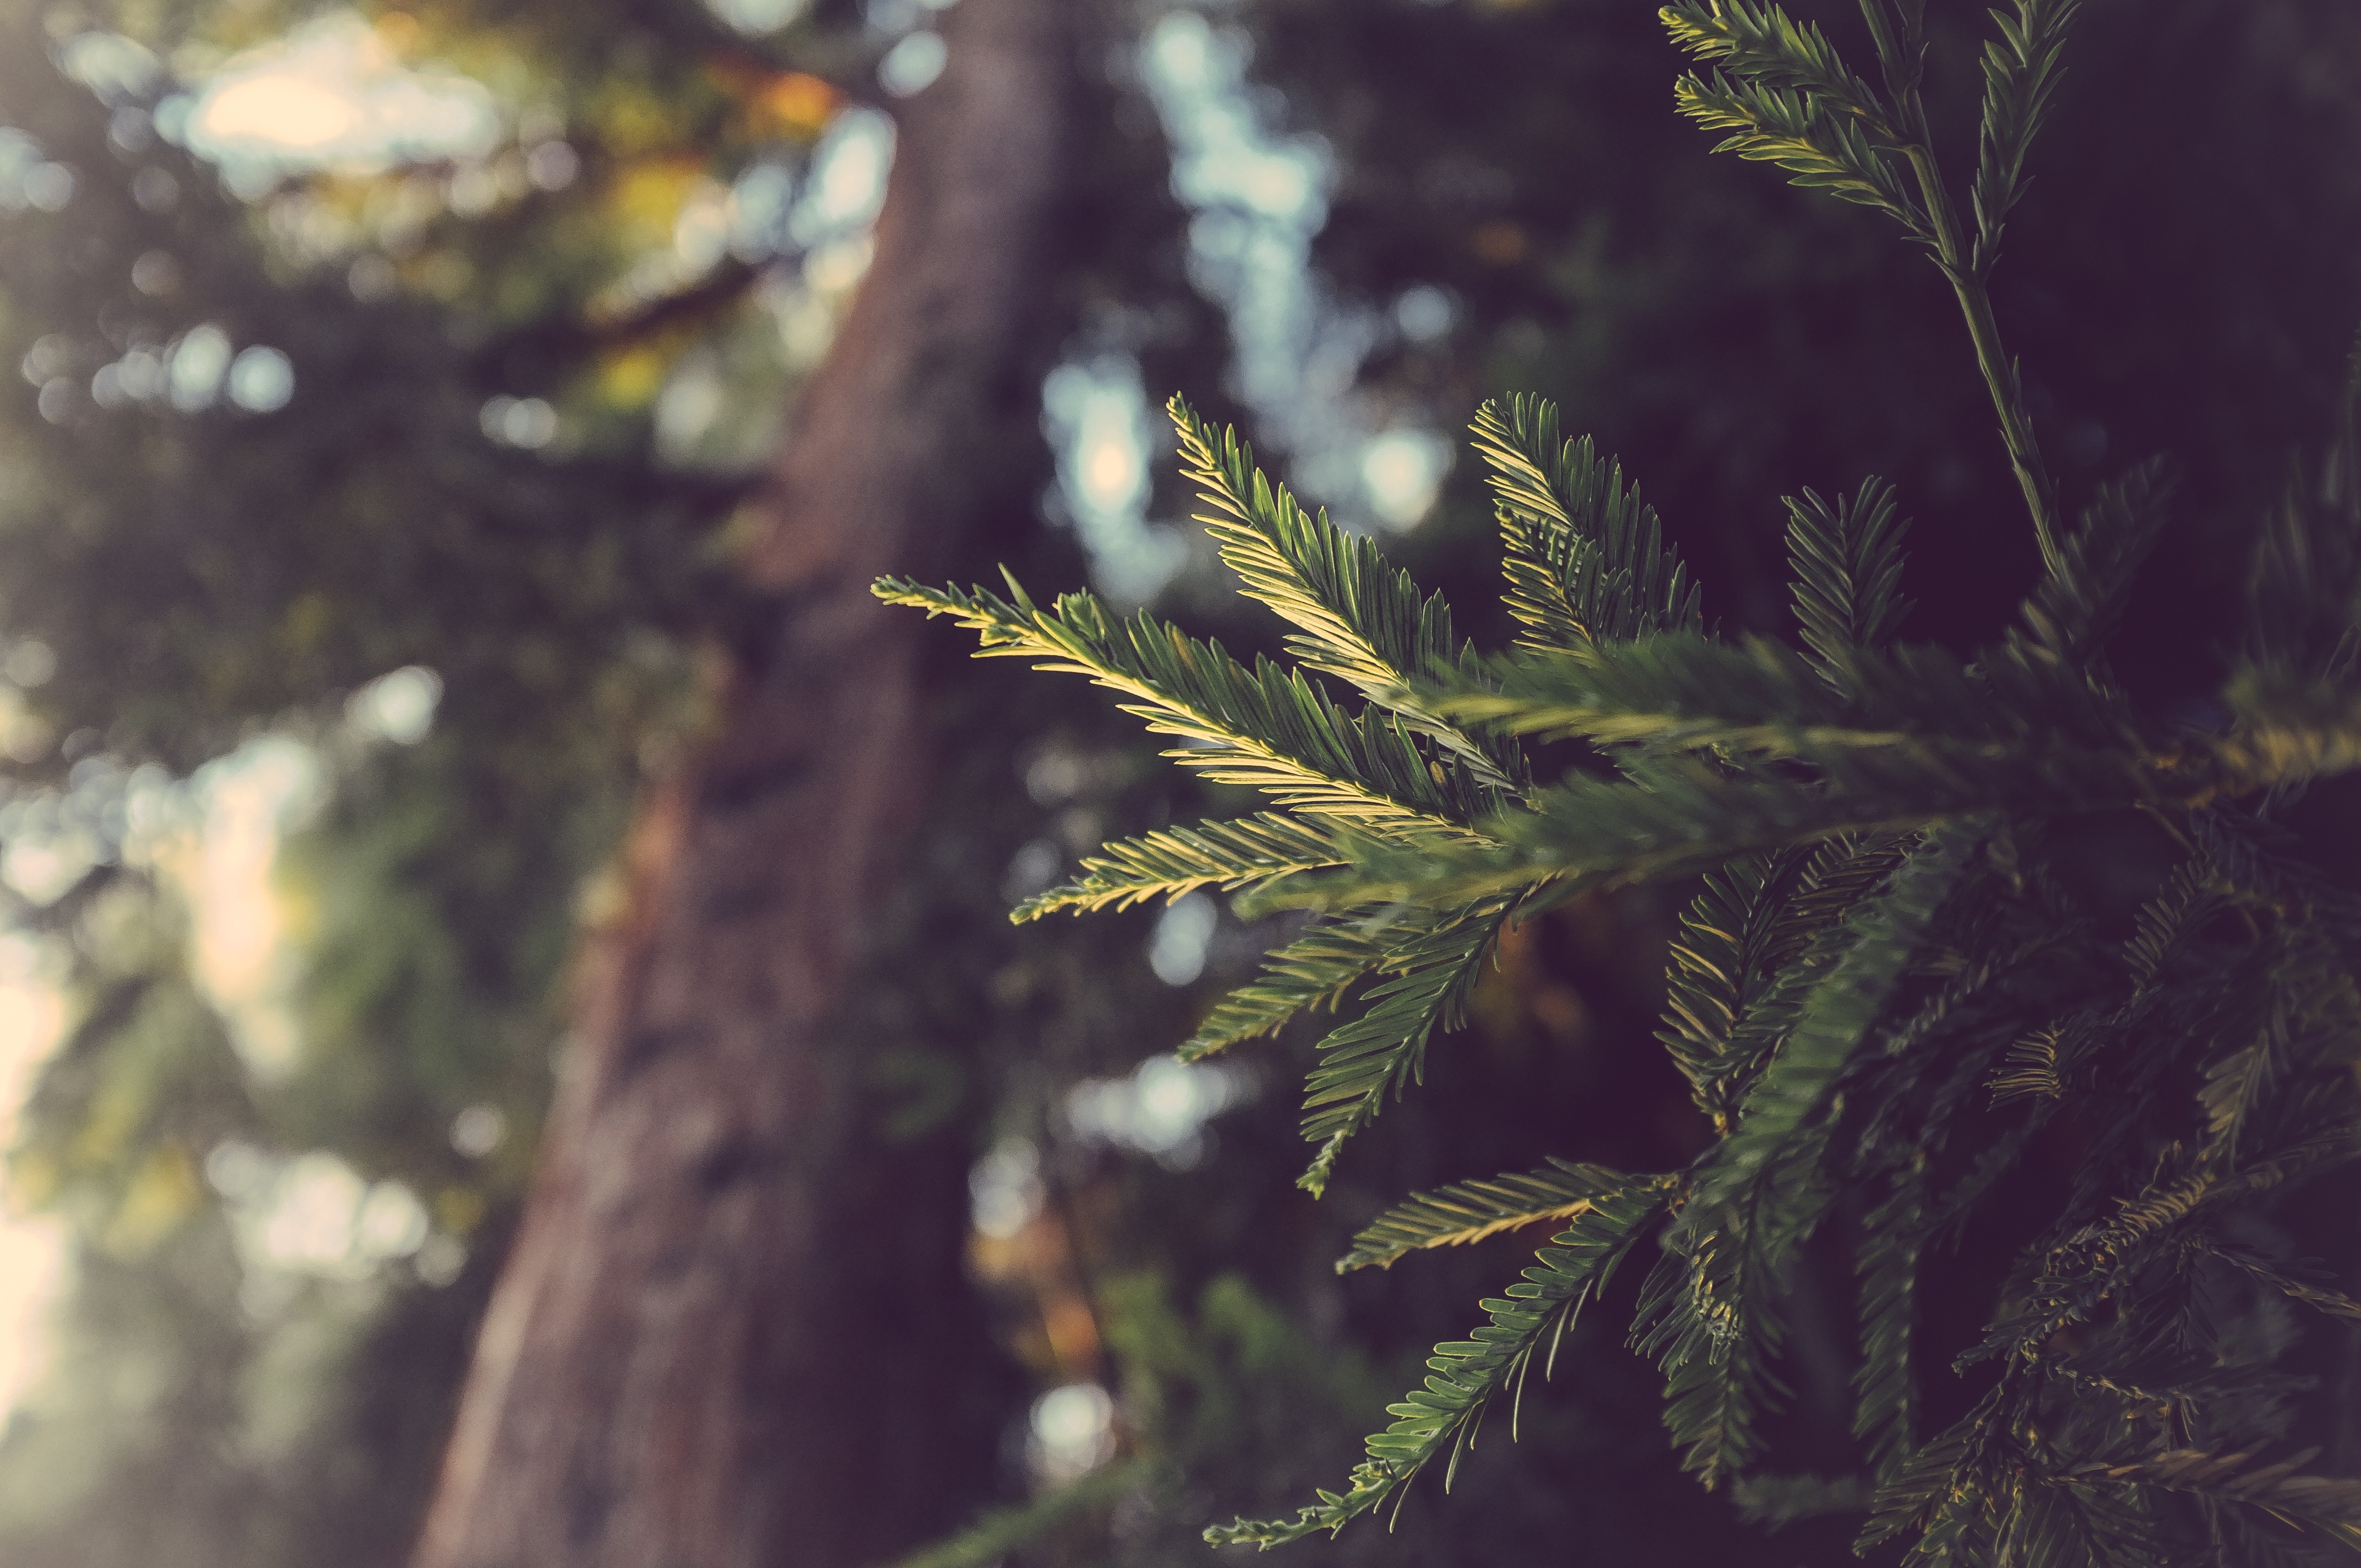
[413, 4, 1081, 1562]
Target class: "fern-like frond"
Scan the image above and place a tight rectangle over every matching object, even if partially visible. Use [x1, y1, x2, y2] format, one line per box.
[1472, 395, 1704, 647]
[1995, 1482, 2156, 1568]
[1856, 0, 1928, 107]
[1661, 1, 1891, 128]
[1970, 0, 2081, 275]
[1280, 668, 2361, 915]
[1625, 831, 1977, 1496]
[1265, 737, 2091, 914]
[1656, 851, 1799, 1124]
[1433, 630, 2129, 760]
[2196, 1003, 2293, 1171]
[2121, 857, 2224, 990]
[1786, 477, 1912, 677]
[878, 6, 2361, 1555]
[1962, 1122, 2361, 1376]
[1169, 398, 1524, 791]
[2015, 459, 2172, 666]
[1013, 812, 1348, 921]
[2069, 1449, 2361, 1544]
[1296, 902, 1511, 1195]
[1854, 1160, 1927, 1475]
[1715, 836, 1918, 1099]
[1699, 820, 1981, 1212]
[1205, 1179, 1677, 1547]
[875, 576, 1485, 837]
[1177, 912, 1396, 1060]
[1670, 72, 1927, 242]
[1631, 1212, 1792, 1488]
[1857, 1392, 1998, 1554]
[1336, 1157, 1630, 1272]
[1985, 1026, 2065, 1104]
[2206, 1246, 2361, 1326]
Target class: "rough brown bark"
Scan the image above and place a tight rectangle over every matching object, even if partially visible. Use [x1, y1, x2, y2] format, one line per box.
[412, 4, 1080, 1563]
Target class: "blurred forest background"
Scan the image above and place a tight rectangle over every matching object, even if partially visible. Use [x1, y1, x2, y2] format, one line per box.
[0, 0, 2357, 1565]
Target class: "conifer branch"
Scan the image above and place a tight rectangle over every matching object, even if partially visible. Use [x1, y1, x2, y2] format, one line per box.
[1205, 1180, 1676, 1547]
[1898, 154, 2061, 569]
[1985, 1026, 2065, 1104]
[884, 21, 2361, 1535]
[2069, 1449, 2361, 1542]
[1853, 1160, 1927, 1476]
[1177, 913, 1397, 1060]
[1690, 826, 1983, 1246]
[1785, 477, 1912, 681]
[1972, 0, 2082, 276]
[2014, 458, 2173, 666]
[1855, 0, 1928, 110]
[1664, 0, 2075, 569]
[2205, 1246, 2361, 1326]
[876, 577, 1487, 838]
[1264, 739, 2122, 914]
[1293, 902, 1510, 1195]
[1011, 812, 1350, 921]
[1429, 619, 2132, 761]
[1662, 1, 1893, 130]
[1655, 851, 1805, 1128]
[2195, 1003, 2294, 1171]
[1857, 1389, 2005, 1553]
[1668, 73, 1929, 242]
[1630, 1210, 1791, 1487]
[1170, 398, 1524, 791]
[1472, 396, 1705, 646]
[1336, 1157, 1631, 1272]
[1631, 828, 1978, 1495]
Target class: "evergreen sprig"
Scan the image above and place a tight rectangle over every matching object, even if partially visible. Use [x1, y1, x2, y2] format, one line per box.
[1176, 914, 1398, 1060]
[1013, 812, 1350, 921]
[1336, 1157, 1632, 1272]
[1172, 396, 1523, 791]
[1204, 1179, 1678, 1547]
[882, 2, 2361, 1559]
[1292, 901, 1510, 1196]
[1472, 395, 1705, 646]
[1668, 70, 1928, 241]
[1972, 0, 2082, 274]
[876, 575, 1487, 837]
[1785, 477, 1912, 678]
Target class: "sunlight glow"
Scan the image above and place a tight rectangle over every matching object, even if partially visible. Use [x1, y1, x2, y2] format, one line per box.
[1064, 1052, 1254, 1170]
[182, 739, 320, 1078]
[208, 1143, 431, 1280]
[346, 666, 442, 744]
[969, 1139, 1044, 1240]
[1042, 357, 1186, 605]
[792, 108, 894, 242]
[878, 31, 947, 98]
[1140, 12, 1448, 532]
[199, 74, 361, 150]
[1030, 1382, 1116, 1483]
[0, 937, 70, 1429]
[1361, 428, 1452, 528]
[1146, 891, 1215, 986]
[227, 345, 296, 413]
[184, 13, 500, 179]
[705, 0, 811, 34]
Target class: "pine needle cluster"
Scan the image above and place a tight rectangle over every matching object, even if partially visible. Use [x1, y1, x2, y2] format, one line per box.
[882, 4, 2361, 1561]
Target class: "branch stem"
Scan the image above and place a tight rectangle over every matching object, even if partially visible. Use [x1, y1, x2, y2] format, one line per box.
[1897, 140, 2062, 567]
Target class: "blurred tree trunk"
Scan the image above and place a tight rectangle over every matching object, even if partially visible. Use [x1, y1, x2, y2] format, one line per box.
[412, 3, 1081, 1564]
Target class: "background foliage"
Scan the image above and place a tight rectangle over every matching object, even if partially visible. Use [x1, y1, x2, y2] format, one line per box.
[1, 1, 2358, 1564]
